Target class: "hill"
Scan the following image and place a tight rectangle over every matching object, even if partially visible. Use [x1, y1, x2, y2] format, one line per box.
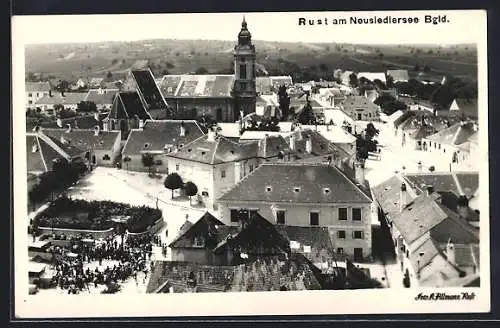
[25, 40, 477, 84]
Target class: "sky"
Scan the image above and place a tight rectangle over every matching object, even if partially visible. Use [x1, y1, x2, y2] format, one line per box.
[13, 10, 485, 45]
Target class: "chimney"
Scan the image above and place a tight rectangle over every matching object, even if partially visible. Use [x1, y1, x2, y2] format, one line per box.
[426, 185, 434, 196]
[180, 121, 186, 137]
[457, 195, 469, 220]
[305, 136, 312, 154]
[31, 143, 38, 153]
[234, 161, 241, 183]
[94, 125, 100, 136]
[56, 118, 63, 128]
[61, 90, 65, 97]
[400, 182, 408, 213]
[207, 127, 216, 142]
[446, 241, 455, 265]
[65, 124, 72, 133]
[32, 125, 41, 133]
[49, 90, 52, 97]
[354, 161, 365, 185]
[138, 120, 145, 129]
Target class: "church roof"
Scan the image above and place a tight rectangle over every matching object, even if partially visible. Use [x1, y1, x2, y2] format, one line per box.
[107, 91, 151, 120]
[159, 74, 235, 98]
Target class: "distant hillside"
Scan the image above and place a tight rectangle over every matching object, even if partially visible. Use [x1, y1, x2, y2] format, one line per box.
[25, 40, 477, 84]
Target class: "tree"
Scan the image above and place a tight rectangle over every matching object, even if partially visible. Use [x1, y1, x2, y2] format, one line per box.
[349, 73, 358, 87]
[365, 123, 380, 140]
[106, 71, 113, 79]
[164, 173, 183, 199]
[123, 156, 131, 170]
[183, 181, 198, 205]
[141, 153, 155, 175]
[54, 104, 65, 113]
[296, 95, 316, 125]
[77, 101, 98, 113]
[55, 80, 70, 92]
[277, 85, 290, 120]
[195, 67, 208, 74]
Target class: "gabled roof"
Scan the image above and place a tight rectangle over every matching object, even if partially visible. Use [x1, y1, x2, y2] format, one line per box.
[372, 175, 418, 220]
[26, 81, 51, 93]
[169, 212, 230, 248]
[107, 91, 151, 120]
[425, 122, 477, 146]
[41, 128, 120, 152]
[342, 95, 379, 111]
[129, 69, 168, 110]
[122, 120, 205, 156]
[38, 132, 86, 159]
[219, 163, 372, 204]
[29, 114, 107, 131]
[26, 134, 63, 173]
[159, 74, 235, 98]
[84, 89, 117, 105]
[386, 69, 409, 82]
[35, 92, 87, 105]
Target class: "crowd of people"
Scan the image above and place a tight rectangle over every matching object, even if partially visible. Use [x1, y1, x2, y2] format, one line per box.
[39, 233, 157, 294]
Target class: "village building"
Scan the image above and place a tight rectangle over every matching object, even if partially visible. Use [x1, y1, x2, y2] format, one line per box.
[256, 76, 293, 95]
[341, 95, 380, 121]
[372, 175, 480, 287]
[120, 120, 206, 173]
[386, 69, 409, 83]
[164, 129, 291, 209]
[357, 72, 387, 85]
[421, 121, 478, 168]
[26, 132, 67, 175]
[217, 162, 375, 261]
[84, 88, 118, 111]
[34, 91, 87, 115]
[158, 18, 257, 123]
[88, 77, 105, 89]
[39, 126, 122, 167]
[103, 91, 152, 138]
[26, 81, 51, 111]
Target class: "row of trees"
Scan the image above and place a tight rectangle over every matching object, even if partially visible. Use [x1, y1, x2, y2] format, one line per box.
[163, 173, 198, 205]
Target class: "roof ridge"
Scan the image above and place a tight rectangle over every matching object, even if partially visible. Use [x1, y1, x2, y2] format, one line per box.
[36, 136, 49, 172]
[210, 137, 222, 165]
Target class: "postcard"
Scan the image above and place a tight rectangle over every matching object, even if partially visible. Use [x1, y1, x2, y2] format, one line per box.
[12, 9, 489, 318]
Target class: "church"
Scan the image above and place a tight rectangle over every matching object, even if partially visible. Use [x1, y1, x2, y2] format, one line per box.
[157, 18, 258, 122]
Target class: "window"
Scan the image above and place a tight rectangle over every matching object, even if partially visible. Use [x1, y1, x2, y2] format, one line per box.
[323, 187, 330, 194]
[221, 169, 226, 178]
[337, 230, 346, 239]
[352, 208, 362, 221]
[293, 187, 300, 193]
[310, 212, 319, 226]
[266, 186, 272, 192]
[28, 93, 32, 97]
[276, 210, 286, 225]
[240, 82, 247, 90]
[438, 144, 441, 149]
[353, 231, 364, 239]
[201, 191, 209, 197]
[155, 159, 162, 165]
[239, 64, 247, 79]
[102, 154, 111, 161]
[249, 164, 254, 172]
[338, 208, 347, 220]
[175, 164, 180, 171]
[28, 100, 33, 105]
[230, 209, 239, 223]
[337, 247, 344, 255]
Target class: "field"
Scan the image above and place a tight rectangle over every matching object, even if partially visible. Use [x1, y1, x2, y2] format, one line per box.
[25, 40, 477, 83]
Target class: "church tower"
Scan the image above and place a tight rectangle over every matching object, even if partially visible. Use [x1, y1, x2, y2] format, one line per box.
[232, 17, 257, 118]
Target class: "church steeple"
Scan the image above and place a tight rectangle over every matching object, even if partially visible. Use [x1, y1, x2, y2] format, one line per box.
[232, 17, 257, 118]
[238, 16, 252, 46]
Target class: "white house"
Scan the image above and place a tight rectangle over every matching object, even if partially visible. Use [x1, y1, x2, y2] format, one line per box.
[26, 82, 51, 111]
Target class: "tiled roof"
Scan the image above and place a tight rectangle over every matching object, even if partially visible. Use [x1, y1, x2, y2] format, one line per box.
[159, 75, 235, 98]
[35, 92, 87, 105]
[40, 133, 86, 158]
[169, 212, 228, 248]
[426, 122, 477, 146]
[216, 123, 241, 139]
[409, 238, 441, 273]
[26, 81, 51, 92]
[430, 210, 479, 245]
[26, 134, 50, 172]
[85, 90, 117, 105]
[357, 72, 386, 84]
[41, 128, 120, 151]
[342, 95, 379, 111]
[276, 225, 333, 253]
[455, 173, 479, 198]
[386, 69, 409, 82]
[300, 125, 356, 145]
[453, 98, 478, 119]
[257, 135, 291, 158]
[393, 193, 449, 244]
[372, 175, 417, 220]
[219, 163, 372, 204]
[122, 120, 205, 156]
[29, 114, 107, 131]
[130, 69, 168, 109]
[107, 91, 151, 120]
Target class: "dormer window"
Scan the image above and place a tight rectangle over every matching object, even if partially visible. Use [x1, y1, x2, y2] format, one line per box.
[266, 186, 272, 192]
[187, 148, 192, 152]
[323, 187, 330, 194]
[201, 151, 206, 155]
[294, 187, 300, 193]
[144, 143, 150, 149]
